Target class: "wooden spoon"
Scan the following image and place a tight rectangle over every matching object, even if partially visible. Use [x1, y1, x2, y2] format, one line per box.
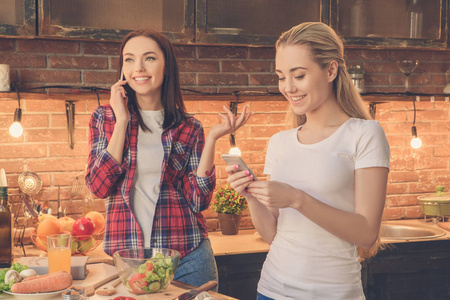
[95, 277, 122, 296]
[84, 273, 119, 296]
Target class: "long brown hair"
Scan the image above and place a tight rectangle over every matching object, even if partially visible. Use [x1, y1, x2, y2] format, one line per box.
[276, 22, 371, 127]
[118, 29, 188, 130]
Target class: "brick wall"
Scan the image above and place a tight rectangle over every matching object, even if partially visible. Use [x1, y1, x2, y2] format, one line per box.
[1, 37, 450, 232]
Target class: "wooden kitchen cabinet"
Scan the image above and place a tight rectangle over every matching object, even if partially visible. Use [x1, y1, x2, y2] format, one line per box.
[331, 0, 448, 48]
[361, 239, 450, 300]
[215, 252, 268, 300]
[0, 0, 35, 37]
[37, 0, 195, 42]
[195, 0, 329, 46]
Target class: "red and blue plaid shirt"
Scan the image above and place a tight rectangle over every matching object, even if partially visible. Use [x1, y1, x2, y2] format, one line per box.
[86, 105, 216, 258]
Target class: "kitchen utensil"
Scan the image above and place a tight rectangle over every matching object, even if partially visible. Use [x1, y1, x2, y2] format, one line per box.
[57, 186, 62, 218]
[66, 100, 75, 149]
[18, 171, 44, 215]
[418, 186, 450, 223]
[95, 277, 121, 296]
[83, 272, 119, 296]
[173, 281, 218, 300]
[65, 175, 84, 216]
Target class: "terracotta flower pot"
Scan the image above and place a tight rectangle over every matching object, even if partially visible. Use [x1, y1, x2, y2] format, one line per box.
[218, 212, 242, 235]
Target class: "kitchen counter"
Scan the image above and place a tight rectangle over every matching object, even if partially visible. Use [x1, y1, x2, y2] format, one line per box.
[0, 262, 237, 299]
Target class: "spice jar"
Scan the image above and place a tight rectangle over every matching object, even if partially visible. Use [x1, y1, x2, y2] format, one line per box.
[62, 286, 88, 300]
[348, 65, 365, 94]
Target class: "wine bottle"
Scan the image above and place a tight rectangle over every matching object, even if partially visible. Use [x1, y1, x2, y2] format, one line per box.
[0, 186, 12, 268]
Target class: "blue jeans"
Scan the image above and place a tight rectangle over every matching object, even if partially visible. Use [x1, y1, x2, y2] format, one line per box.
[174, 238, 218, 292]
[257, 292, 275, 300]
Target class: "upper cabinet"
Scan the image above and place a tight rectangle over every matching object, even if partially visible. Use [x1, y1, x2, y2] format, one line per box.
[38, 0, 194, 43]
[0, 0, 36, 37]
[0, 0, 448, 48]
[195, 0, 328, 45]
[332, 0, 448, 48]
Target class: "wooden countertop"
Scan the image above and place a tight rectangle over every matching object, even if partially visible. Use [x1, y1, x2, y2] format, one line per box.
[209, 229, 269, 256]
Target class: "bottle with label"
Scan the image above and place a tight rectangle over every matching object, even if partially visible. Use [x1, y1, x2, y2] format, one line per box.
[0, 186, 12, 268]
[408, 0, 423, 38]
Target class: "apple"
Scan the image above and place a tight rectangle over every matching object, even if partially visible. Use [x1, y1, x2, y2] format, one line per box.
[58, 216, 76, 233]
[72, 217, 96, 240]
[71, 240, 79, 254]
[78, 238, 95, 253]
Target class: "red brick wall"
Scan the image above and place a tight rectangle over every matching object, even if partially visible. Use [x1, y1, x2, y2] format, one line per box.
[1, 37, 449, 232]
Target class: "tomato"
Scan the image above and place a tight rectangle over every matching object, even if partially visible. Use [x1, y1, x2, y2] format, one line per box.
[128, 273, 148, 294]
[145, 262, 154, 272]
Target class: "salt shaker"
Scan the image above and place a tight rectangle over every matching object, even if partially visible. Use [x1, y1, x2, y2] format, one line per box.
[349, 65, 365, 94]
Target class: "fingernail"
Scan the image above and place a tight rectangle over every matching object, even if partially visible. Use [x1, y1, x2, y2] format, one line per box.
[248, 175, 253, 179]
[244, 171, 250, 175]
[234, 165, 239, 170]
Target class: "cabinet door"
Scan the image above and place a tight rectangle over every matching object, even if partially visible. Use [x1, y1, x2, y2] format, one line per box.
[196, 0, 330, 45]
[331, 0, 448, 48]
[0, 0, 36, 37]
[38, 0, 194, 42]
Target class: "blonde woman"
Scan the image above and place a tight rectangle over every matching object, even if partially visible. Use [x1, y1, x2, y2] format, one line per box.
[226, 22, 390, 300]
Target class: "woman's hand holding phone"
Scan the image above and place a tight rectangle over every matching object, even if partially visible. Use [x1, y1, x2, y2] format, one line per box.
[110, 70, 129, 124]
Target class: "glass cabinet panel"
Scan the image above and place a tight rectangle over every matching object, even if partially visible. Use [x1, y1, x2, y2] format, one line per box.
[38, 0, 194, 42]
[196, 0, 328, 45]
[333, 0, 447, 47]
[0, 0, 36, 37]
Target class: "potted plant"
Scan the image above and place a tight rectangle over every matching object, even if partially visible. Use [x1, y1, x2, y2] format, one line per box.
[211, 184, 248, 235]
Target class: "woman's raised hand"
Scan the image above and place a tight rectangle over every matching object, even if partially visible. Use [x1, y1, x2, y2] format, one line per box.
[110, 77, 129, 124]
[208, 105, 252, 141]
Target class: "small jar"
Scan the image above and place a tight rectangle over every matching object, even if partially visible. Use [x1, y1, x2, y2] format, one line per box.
[348, 65, 365, 94]
[62, 286, 88, 300]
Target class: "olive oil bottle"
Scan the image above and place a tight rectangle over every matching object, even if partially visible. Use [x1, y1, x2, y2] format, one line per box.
[0, 186, 12, 268]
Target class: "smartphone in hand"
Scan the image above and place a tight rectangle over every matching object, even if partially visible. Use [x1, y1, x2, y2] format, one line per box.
[222, 154, 258, 181]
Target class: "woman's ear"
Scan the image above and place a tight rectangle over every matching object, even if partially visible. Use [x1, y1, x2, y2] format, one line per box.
[327, 61, 338, 82]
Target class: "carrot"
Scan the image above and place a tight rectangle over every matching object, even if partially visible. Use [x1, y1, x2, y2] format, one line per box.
[11, 271, 73, 294]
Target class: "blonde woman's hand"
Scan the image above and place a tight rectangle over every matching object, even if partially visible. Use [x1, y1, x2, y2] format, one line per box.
[246, 180, 303, 210]
[208, 105, 252, 142]
[110, 79, 129, 124]
[225, 164, 255, 197]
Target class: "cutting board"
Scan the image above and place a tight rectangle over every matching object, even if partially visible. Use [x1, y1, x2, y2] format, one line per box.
[76, 264, 235, 300]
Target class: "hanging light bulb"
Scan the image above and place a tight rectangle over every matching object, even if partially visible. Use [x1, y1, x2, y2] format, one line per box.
[229, 146, 241, 156]
[9, 82, 23, 138]
[9, 108, 23, 137]
[410, 126, 422, 149]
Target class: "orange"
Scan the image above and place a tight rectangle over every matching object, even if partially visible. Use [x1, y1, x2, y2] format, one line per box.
[37, 217, 61, 237]
[85, 211, 106, 234]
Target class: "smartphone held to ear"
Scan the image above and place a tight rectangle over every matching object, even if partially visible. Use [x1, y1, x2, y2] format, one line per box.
[222, 154, 258, 181]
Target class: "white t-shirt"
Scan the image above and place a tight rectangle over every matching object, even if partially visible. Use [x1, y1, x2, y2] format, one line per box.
[130, 110, 164, 247]
[258, 118, 390, 300]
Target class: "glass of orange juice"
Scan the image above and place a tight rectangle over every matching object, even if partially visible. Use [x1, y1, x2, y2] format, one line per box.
[47, 233, 72, 274]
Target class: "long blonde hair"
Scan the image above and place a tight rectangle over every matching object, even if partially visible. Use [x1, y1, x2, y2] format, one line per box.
[276, 22, 371, 127]
[277, 22, 385, 259]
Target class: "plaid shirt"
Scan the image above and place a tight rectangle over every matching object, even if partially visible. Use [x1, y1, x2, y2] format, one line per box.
[86, 105, 215, 258]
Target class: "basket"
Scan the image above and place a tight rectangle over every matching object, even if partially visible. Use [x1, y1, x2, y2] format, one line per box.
[30, 229, 104, 255]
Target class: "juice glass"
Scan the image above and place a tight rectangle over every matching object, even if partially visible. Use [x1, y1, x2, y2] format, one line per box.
[47, 233, 72, 274]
